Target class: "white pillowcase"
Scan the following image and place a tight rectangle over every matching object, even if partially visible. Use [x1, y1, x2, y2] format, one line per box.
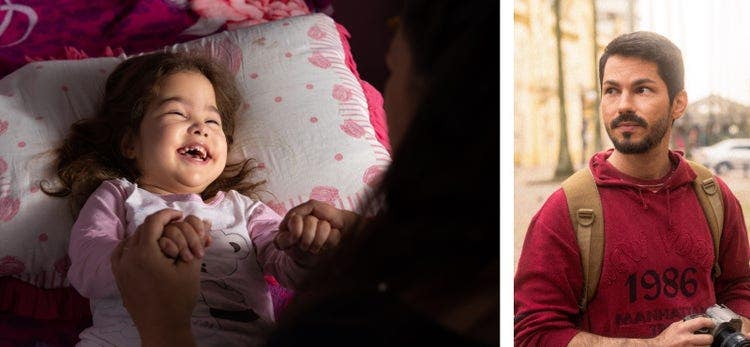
[0, 13, 389, 288]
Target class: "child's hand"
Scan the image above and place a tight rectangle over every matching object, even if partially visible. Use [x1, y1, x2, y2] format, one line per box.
[158, 215, 212, 262]
[274, 200, 361, 254]
[274, 212, 340, 255]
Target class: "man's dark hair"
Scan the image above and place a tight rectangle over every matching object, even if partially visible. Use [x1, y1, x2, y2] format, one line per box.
[599, 31, 684, 102]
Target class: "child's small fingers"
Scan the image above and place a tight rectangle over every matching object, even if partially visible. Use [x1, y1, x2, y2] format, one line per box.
[158, 237, 179, 259]
[184, 215, 206, 237]
[298, 216, 318, 251]
[326, 228, 342, 249]
[202, 220, 212, 246]
[163, 224, 192, 261]
[274, 231, 294, 250]
[310, 221, 331, 254]
[287, 214, 305, 239]
[178, 221, 205, 259]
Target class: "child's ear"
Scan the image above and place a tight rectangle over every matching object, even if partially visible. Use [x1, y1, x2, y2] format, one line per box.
[120, 131, 137, 159]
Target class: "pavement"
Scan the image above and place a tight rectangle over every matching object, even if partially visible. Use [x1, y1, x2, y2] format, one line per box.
[513, 166, 750, 272]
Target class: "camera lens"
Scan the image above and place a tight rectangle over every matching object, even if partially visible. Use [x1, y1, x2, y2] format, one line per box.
[713, 324, 750, 347]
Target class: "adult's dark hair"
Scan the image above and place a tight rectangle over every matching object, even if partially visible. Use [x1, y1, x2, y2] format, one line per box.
[272, 0, 498, 344]
[598, 31, 684, 102]
[43, 52, 263, 214]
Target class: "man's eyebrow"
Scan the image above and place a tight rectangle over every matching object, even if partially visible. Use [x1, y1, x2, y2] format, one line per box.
[632, 78, 657, 85]
[602, 78, 657, 86]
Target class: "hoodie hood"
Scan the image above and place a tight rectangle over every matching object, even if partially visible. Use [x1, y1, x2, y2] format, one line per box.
[589, 149, 698, 225]
[589, 148, 696, 192]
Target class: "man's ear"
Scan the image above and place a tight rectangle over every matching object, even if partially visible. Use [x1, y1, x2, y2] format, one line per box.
[120, 131, 137, 159]
[671, 90, 688, 121]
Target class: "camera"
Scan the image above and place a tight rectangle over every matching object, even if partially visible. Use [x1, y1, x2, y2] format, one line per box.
[684, 304, 750, 347]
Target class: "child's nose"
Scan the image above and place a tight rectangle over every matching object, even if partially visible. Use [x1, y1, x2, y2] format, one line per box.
[190, 123, 209, 137]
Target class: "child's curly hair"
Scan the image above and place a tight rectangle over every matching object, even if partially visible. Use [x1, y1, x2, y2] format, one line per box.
[43, 52, 264, 215]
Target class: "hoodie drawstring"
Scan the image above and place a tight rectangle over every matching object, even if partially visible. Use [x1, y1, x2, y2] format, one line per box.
[638, 189, 648, 210]
[666, 188, 672, 230]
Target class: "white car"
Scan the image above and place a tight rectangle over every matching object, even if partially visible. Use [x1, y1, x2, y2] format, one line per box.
[692, 138, 750, 174]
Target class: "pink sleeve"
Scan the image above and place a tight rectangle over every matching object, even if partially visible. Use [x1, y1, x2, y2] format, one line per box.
[68, 180, 127, 299]
[248, 203, 314, 290]
[714, 177, 750, 317]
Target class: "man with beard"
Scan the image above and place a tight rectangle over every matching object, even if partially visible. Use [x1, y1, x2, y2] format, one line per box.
[515, 31, 750, 346]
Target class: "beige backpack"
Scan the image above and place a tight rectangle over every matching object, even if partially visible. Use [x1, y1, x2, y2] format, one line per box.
[561, 160, 724, 311]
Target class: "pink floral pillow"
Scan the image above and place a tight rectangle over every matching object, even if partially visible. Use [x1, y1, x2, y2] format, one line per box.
[0, 13, 389, 289]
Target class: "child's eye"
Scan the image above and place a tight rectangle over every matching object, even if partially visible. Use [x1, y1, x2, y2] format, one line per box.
[207, 119, 221, 126]
[168, 111, 187, 117]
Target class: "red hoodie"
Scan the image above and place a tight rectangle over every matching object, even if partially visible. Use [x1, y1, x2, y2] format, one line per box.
[514, 150, 750, 346]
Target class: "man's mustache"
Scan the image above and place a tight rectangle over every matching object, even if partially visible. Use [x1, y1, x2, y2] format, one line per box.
[611, 112, 648, 128]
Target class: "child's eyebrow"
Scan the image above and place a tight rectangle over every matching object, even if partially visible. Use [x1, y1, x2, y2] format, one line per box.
[156, 96, 220, 114]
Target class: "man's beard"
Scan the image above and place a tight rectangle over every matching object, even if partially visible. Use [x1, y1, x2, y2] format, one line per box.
[606, 111, 671, 154]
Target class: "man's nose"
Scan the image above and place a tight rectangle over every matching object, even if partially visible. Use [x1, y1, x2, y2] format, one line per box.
[617, 91, 635, 114]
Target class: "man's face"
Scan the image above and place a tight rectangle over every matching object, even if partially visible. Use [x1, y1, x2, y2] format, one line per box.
[600, 55, 686, 154]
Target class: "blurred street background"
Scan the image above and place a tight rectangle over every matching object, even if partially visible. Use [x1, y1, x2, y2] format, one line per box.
[514, 0, 750, 270]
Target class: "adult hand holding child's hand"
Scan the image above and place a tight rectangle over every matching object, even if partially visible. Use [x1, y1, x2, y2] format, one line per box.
[158, 214, 213, 262]
[274, 199, 361, 257]
[110, 208, 200, 347]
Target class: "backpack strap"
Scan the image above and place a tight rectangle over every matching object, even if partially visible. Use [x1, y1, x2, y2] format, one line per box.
[686, 160, 724, 279]
[561, 168, 603, 312]
[562, 160, 725, 312]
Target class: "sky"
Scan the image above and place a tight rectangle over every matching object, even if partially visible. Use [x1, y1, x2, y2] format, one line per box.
[637, 0, 750, 105]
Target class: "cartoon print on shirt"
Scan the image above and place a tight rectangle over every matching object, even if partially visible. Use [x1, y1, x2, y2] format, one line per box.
[195, 226, 260, 326]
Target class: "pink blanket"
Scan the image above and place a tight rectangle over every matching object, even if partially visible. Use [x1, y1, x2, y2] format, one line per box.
[0, 0, 311, 78]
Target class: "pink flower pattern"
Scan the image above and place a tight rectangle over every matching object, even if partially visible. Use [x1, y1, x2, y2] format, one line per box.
[0, 120, 8, 136]
[307, 52, 331, 69]
[54, 256, 71, 276]
[340, 119, 365, 138]
[266, 201, 288, 216]
[0, 197, 20, 222]
[0, 256, 25, 276]
[210, 38, 243, 75]
[307, 25, 326, 40]
[332, 84, 352, 102]
[191, 0, 310, 29]
[362, 165, 384, 187]
[310, 186, 340, 206]
[0, 157, 7, 175]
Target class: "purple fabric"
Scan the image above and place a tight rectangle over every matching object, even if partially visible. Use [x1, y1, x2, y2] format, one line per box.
[0, 0, 200, 78]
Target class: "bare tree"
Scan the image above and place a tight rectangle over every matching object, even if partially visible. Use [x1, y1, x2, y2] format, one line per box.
[591, 0, 603, 152]
[553, 0, 574, 179]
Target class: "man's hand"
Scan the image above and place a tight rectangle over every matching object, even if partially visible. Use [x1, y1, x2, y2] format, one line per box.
[274, 200, 361, 254]
[647, 317, 715, 346]
[569, 317, 715, 346]
[110, 208, 199, 347]
[741, 315, 750, 339]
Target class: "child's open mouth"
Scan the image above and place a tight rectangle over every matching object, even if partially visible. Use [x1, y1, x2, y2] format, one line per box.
[177, 144, 211, 161]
